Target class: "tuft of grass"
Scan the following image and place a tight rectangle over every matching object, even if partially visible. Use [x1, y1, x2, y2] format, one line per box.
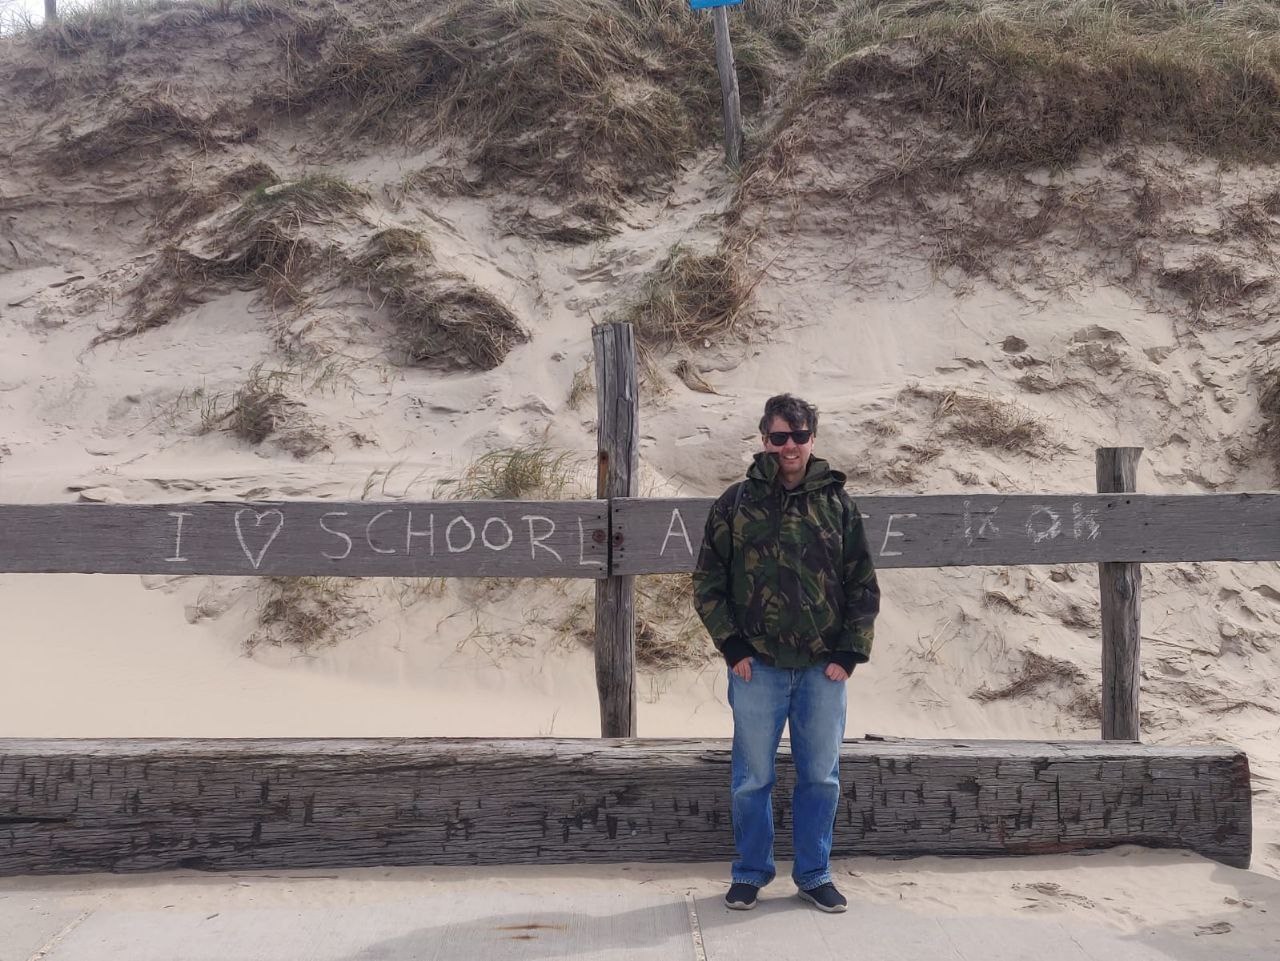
[198, 364, 328, 457]
[436, 444, 587, 501]
[620, 244, 753, 351]
[1218, 191, 1280, 246]
[567, 364, 595, 410]
[245, 575, 363, 656]
[501, 199, 620, 245]
[201, 364, 289, 444]
[347, 229, 528, 371]
[562, 573, 713, 669]
[972, 649, 1085, 703]
[231, 174, 369, 226]
[634, 573, 714, 669]
[1158, 255, 1273, 315]
[153, 160, 281, 236]
[904, 386, 1050, 454]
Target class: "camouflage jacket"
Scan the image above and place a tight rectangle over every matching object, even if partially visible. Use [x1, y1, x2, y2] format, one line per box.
[692, 452, 880, 669]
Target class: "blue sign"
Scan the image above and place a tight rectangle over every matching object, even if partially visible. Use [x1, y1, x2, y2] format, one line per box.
[689, 0, 742, 8]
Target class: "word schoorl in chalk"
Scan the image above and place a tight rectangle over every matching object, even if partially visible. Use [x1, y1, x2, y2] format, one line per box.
[163, 505, 605, 574]
[688, 0, 743, 9]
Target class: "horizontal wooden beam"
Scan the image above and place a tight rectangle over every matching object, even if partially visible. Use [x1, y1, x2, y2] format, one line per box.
[0, 738, 1250, 875]
[613, 493, 1280, 573]
[4, 492, 1277, 578]
[0, 502, 609, 578]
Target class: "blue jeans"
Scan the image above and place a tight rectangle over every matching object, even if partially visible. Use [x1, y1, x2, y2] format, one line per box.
[728, 661, 847, 891]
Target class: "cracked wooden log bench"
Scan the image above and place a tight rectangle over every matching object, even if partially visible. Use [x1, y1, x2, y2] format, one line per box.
[0, 737, 1252, 875]
[1, 331, 1277, 876]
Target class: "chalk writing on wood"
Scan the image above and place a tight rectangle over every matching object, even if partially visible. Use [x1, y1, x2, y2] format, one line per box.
[0, 502, 609, 578]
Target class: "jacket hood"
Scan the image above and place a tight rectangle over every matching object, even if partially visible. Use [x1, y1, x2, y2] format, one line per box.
[747, 451, 847, 494]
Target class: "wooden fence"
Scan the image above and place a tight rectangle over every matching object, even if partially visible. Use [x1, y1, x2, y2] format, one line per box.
[1, 322, 1276, 875]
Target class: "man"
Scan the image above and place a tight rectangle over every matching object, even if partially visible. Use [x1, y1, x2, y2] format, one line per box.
[693, 393, 880, 914]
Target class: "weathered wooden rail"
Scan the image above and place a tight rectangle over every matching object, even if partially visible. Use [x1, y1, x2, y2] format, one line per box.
[5, 492, 1276, 576]
[2, 323, 1277, 875]
[0, 738, 1250, 875]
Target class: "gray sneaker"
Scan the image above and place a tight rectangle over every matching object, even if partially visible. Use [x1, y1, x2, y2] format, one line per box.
[725, 882, 759, 910]
[798, 882, 847, 913]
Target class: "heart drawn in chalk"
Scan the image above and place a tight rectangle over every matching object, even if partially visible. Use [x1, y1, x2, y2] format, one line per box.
[234, 508, 285, 570]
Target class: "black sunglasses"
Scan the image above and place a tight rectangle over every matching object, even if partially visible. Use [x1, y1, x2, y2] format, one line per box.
[765, 430, 813, 446]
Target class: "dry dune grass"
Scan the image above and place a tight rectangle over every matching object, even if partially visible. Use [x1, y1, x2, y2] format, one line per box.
[620, 244, 754, 351]
[246, 574, 364, 656]
[348, 228, 528, 371]
[29, 0, 301, 55]
[902, 385, 1051, 455]
[812, 0, 1280, 173]
[973, 648, 1099, 722]
[274, 0, 786, 194]
[563, 573, 713, 669]
[101, 175, 366, 343]
[1157, 255, 1273, 317]
[49, 95, 254, 172]
[152, 160, 281, 236]
[105, 169, 526, 370]
[435, 444, 587, 501]
[737, 0, 1280, 304]
[634, 574, 714, 669]
[499, 199, 620, 246]
[197, 364, 329, 457]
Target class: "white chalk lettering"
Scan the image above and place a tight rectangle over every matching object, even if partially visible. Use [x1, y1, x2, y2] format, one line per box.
[1072, 502, 1101, 541]
[523, 515, 562, 562]
[446, 516, 476, 553]
[482, 517, 514, 551]
[1026, 505, 1062, 543]
[405, 511, 435, 556]
[319, 512, 353, 560]
[578, 517, 606, 569]
[880, 513, 917, 557]
[962, 500, 1000, 546]
[234, 508, 284, 570]
[365, 509, 397, 555]
[659, 508, 693, 558]
[166, 511, 192, 562]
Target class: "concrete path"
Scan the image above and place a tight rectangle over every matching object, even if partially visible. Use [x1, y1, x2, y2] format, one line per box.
[3, 858, 1278, 961]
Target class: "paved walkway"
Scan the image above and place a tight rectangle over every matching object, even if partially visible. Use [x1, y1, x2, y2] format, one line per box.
[3, 856, 1278, 960]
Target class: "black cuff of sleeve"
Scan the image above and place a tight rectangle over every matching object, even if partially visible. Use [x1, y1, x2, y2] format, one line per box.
[827, 652, 859, 674]
[722, 637, 754, 669]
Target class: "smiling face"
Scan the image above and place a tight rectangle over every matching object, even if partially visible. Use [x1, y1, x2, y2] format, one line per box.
[762, 414, 815, 489]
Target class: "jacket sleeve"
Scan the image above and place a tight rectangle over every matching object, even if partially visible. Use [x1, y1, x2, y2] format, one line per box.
[692, 489, 753, 667]
[834, 494, 880, 663]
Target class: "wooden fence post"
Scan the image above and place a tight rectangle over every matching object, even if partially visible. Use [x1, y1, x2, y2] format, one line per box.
[593, 323, 638, 737]
[1097, 447, 1143, 741]
[711, 5, 744, 169]
[44, 1, 58, 23]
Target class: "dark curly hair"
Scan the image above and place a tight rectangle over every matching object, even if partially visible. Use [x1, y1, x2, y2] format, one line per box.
[758, 394, 818, 436]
